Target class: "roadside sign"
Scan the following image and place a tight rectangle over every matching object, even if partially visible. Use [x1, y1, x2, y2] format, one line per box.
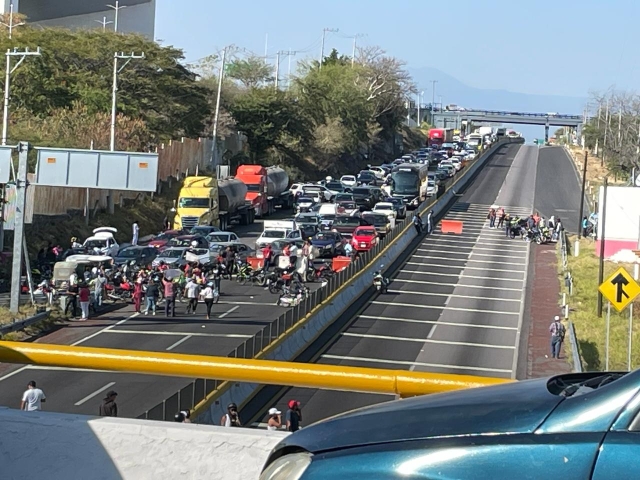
[599, 267, 640, 312]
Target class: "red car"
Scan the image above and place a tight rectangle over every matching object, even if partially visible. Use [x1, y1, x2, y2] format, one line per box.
[351, 226, 378, 252]
[148, 230, 183, 250]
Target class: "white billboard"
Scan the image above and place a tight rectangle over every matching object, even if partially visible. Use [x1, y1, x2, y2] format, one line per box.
[597, 186, 640, 258]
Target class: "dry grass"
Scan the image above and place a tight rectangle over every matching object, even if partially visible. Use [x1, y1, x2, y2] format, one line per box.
[0, 305, 67, 341]
[561, 236, 640, 370]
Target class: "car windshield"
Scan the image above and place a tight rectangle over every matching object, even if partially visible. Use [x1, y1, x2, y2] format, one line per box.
[390, 171, 419, 195]
[334, 217, 359, 226]
[356, 228, 376, 237]
[297, 216, 318, 224]
[336, 194, 353, 200]
[178, 197, 209, 208]
[304, 187, 321, 192]
[168, 238, 193, 247]
[363, 214, 387, 226]
[161, 249, 183, 258]
[314, 233, 335, 241]
[428, 181, 436, 187]
[342, 176, 355, 181]
[207, 234, 231, 242]
[298, 197, 314, 203]
[340, 202, 357, 209]
[326, 182, 344, 190]
[373, 204, 391, 211]
[191, 227, 216, 234]
[118, 249, 141, 258]
[352, 188, 370, 195]
[262, 230, 286, 238]
[320, 214, 336, 221]
[84, 240, 107, 248]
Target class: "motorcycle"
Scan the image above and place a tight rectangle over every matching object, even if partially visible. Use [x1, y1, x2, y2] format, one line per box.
[277, 283, 310, 307]
[373, 270, 390, 293]
[267, 267, 304, 294]
[304, 261, 335, 283]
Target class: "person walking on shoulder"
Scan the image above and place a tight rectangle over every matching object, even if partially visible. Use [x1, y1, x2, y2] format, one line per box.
[549, 316, 566, 359]
[99, 391, 118, 417]
[21, 381, 46, 411]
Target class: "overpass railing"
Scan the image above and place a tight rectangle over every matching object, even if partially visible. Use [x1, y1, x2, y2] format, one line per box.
[135, 138, 521, 421]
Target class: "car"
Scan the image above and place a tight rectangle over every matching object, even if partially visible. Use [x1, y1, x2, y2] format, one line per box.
[351, 187, 379, 210]
[336, 201, 359, 216]
[303, 185, 333, 202]
[82, 227, 119, 257]
[287, 225, 318, 242]
[310, 231, 342, 258]
[325, 181, 346, 195]
[113, 246, 158, 266]
[152, 246, 210, 268]
[295, 213, 320, 228]
[434, 169, 448, 181]
[357, 171, 378, 186]
[189, 225, 221, 236]
[206, 231, 241, 249]
[426, 179, 437, 197]
[372, 202, 397, 221]
[148, 230, 183, 249]
[386, 197, 407, 219]
[335, 193, 355, 203]
[439, 164, 456, 177]
[450, 158, 463, 171]
[262, 371, 640, 479]
[367, 166, 387, 179]
[362, 212, 391, 237]
[350, 226, 378, 251]
[340, 175, 357, 187]
[318, 214, 336, 230]
[295, 196, 316, 213]
[331, 215, 371, 238]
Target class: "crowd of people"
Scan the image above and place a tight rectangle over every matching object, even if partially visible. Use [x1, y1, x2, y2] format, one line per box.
[487, 207, 564, 243]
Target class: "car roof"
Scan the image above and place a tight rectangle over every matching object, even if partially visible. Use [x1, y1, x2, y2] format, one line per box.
[375, 202, 393, 207]
[160, 247, 188, 253]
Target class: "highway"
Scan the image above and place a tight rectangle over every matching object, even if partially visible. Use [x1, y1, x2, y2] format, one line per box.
[259, 144, 554, 426]
[0, 211, 322, 417]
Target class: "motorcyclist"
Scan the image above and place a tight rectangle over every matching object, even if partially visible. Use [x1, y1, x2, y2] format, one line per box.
[373, 269, 389, 293]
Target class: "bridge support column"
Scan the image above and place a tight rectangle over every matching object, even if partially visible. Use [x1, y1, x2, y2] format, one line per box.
[544, 123, 549, 143]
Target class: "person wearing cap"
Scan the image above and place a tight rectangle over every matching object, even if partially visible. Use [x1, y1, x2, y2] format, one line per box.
[285, 400, 302, 432]
[99, 390, 118, 417]
[267, 407, 282, 431]
[201, 281, 216, 320]
[174, 410, 192, 423]
[549, 315, 566, 359]
[221, 403, 241, 427]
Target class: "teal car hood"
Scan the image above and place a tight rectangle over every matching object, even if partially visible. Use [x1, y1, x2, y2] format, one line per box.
[276, 378, 562, 454]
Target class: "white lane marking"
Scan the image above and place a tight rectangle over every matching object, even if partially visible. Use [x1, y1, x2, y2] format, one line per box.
[74, 382, 116, 406]
[341, 332, 516, 349]
[400, 269, 524, 283]
[405, 262, 525, 274]
[218, 301, 273, 306]
[387, 289, 521, 303]
[391, 278, 524, 292]
[219, 305, 240, 318]
[423, 238, 529, 249]
[419, 244, 529, 254]
[322, 354, 513, 374]
[417, 248, 472, 256]
[166, 335, 193, 351]
[105, 329, 251, 338]
[359, 315, 518, 330]
[371, 300, 519, 316]
[411, 254, 527, 267]
[71, 312, 140, 347]
[427, 325, 438, 338]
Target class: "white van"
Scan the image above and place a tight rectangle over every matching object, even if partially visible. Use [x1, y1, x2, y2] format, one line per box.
[318, 204, 338, 216]
[256, 220, 295, 249]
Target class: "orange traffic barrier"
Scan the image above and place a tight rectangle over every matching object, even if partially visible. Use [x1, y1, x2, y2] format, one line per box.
[440, 219, 463, 234]
[332, 256, 352, 272]
[247, 256, 264, 270]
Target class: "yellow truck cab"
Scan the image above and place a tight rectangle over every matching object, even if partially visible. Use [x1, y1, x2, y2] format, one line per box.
[174, 177, 219, 231]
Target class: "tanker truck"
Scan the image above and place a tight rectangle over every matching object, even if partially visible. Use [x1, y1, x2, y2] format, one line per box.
[235, 165, 293, 217]
[173, 176, 255, 232]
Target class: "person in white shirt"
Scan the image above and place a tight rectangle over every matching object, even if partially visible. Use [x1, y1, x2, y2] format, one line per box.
[132, 221, 140, 246]
[201, 282, 215, 320]
[185, 277, 200, 314]
[267, 407, 282, 431]
[21, 381, 46, 411]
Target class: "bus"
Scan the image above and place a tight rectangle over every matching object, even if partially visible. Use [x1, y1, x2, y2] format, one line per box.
[389, 163, 431, 209]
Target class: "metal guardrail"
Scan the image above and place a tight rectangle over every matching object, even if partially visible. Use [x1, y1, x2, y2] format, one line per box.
[137, 140, 516, 422]
[0, 311, 50, 337]
[559, 230, 581, 372]
[568, 321, 583, 373]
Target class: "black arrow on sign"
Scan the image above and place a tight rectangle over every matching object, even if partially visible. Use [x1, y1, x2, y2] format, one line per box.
[611, 273, 630, 303]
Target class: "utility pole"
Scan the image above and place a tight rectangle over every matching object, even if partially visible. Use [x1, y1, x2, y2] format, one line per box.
[2, 47, 41, 147]
[109, 51, 144, 214]
[319, 28, 338, 69]
[275, 50, 296, 90]
[107, 1, 126, 32]
[430, 80, 438, 124]
[578, 151, 588, 239]
[417, 91, 424, 127]
[275, 51, 280, 89]
[9, 141, 28, 314]
[211, 47, 227, 166]
[287, 49, 296, 89]
[95, 16, 113, 31]
[0, 3, 24, 40]
[603, 99, 610, 167]
[595, 102, 601, 156]
[264, 33, 268, 61]
[349, 33, 365, 67]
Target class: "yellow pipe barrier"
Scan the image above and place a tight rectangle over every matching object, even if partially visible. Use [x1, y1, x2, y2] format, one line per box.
[0, 341, 511, 397]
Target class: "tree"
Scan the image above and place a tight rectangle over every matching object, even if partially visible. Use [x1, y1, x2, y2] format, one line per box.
[226, 55, 274, 88]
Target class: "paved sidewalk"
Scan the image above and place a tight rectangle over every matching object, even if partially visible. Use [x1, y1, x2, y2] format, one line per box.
[526, 243, 572, 378]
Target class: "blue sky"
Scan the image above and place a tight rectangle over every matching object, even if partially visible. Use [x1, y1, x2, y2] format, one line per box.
[156, 0, 637, 101]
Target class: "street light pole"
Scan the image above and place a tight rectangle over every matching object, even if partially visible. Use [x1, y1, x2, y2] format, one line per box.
[106, 1, 127, 33]
[319, 28, 338, 69]
[0, 3, 25, 40]
[211, 47, 227, 166]
[95, 16, 113, 31]
[110, 51, 145, 152]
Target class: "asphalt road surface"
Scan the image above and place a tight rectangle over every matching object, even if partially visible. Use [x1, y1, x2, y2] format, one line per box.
[261, 144, 550, 426]
[534, 146, 583, 234]
[0, 207, 327, 417]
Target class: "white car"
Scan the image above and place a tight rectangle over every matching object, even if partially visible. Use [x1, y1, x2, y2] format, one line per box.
[426, 180, 437, 197]
[450, 158, 462, 171]
[439, 160, 454, 169]
[206, 231, 241, 249]
[368, 167, 386, 179]
[303, 185, 333, 202]
[83, 227, 119, 257]
[372, 202, 397, 221]
[340, 175, 357, 187]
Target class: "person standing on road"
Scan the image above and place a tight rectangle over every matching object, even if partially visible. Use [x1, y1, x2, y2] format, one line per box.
[202, 281, 215, 320]
[426, 210, 434, 235]
[488, 208, 496, 228]
[185, 277, 200, 314]
[549, 315, 566, 359]
[132, 221, 139, 246]
[99, 391, 118, 417]
[299, 240, 311, 276]
[162, 276, 176, 317]
[65, 283, 79, 318]
[496, 207, 505, 228]
[289, 242, 299, 270]
[133, 278, 143, 313]
[262, 244, 273, 272]
[21, 381, 46, 411]
[504, 213, 512, 238]
[78, 282, 91, 320]
[144, 280, 159, 315]
[221, 403, 242, 427]
[286, 400, 302, 432]
[267, 407, 282, 431]
[94, 272, 107, 310]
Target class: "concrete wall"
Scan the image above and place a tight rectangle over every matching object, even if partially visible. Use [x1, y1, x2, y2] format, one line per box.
[0, 406, 286, 480]
[197, 139, 520, 424]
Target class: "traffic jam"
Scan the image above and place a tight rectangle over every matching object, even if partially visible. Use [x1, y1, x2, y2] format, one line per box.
[36, 129, 481, 314]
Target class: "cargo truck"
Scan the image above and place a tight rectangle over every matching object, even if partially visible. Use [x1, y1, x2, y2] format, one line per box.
[234, 165, 293, 217]
[173, 176, 255, 232]
[428, 128, 454, 147]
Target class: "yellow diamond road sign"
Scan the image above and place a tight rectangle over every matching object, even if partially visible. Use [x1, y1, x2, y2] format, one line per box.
[599, 267, 640, 312]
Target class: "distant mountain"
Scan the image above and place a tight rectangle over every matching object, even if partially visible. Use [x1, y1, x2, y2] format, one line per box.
[409, 67, 587, 115]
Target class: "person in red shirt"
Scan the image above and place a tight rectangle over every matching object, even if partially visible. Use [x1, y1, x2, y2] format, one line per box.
[262, 244, 273, 271]
[133, 279, 143, 313]
[78, 283, 91, 320]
